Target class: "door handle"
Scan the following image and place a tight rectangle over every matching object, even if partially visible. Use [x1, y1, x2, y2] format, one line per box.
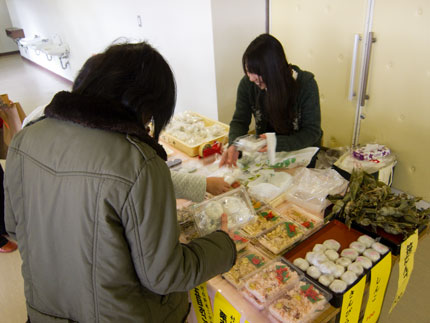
[359, 32, 377, 106]
[348, 34, 361, 101]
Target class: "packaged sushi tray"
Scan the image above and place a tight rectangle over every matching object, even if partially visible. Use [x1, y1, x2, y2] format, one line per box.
[274, 203, 324, 236]
[255, 219, 304, 256]
[241, 207, 285, 238]
[222, 246, 270, 288]
[266, 276, 332, 323]
[240, 258, 303, 311]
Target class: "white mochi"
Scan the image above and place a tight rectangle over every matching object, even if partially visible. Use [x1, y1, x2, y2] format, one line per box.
[349, 241, 366, 254]
[329, 279, 347, 293]
[293, 258, 310, 272]
[325, 249, 340, 261]
[336, 257, 352, 267]
[356, 256, 373, 270]
[323, 239, 341, 251]
[358, 235, 375, 248]
[319, 274, 335, 287]
[340, 248, 359, 261]
[372, 242, 390, 255]
[341, 270, 358, 285]
[348, 262, 364, 276]
[307, 266, 322, 279]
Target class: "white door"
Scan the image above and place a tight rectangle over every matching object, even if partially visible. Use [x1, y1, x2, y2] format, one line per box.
[271, 0, 430, 200]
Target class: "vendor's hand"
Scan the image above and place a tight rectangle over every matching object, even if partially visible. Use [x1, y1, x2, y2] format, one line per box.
[219, 145, 239, 167]
[258, 134, 268, 152]
[220, 213, 235, 240]
[206, 177, 231, 195]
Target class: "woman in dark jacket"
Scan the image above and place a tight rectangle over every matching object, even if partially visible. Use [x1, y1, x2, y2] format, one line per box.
[5, 42, 236, 323]
[220, 34, 322, 167]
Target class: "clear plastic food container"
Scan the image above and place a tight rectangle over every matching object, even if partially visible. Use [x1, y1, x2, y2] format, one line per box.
[278, 204, 323, 236]
[256, 221, 304, 255]
[241, 258, 303, 309]
[266, 276, 332, 323]
[192, 187, 256, 236]
[231, 230, 250, 252]
[241, 207, 284, 238]
[222, 247, 269, 288]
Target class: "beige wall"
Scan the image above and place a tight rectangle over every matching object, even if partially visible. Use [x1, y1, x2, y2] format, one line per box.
[271, 0, 430, 201]
[211, 0, 266, 124]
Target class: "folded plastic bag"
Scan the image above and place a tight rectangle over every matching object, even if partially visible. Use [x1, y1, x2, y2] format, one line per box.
[285, 168, 348, 214]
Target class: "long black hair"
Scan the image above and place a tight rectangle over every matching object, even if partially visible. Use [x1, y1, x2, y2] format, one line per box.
[72, 41, 176, 141]
[242, 34, 298, 134]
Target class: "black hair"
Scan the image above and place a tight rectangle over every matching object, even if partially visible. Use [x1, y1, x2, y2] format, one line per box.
[72, 41, 176, 141]
[242, 34, 298, 134]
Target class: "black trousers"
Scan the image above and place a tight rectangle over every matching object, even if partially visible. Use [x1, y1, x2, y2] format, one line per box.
[0, 165, 8, 247]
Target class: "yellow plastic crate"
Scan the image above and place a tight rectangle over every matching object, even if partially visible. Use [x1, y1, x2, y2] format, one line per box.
[160, 112, 229, 157]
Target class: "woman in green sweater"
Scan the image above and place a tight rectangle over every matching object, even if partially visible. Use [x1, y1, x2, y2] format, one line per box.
[220, 34, 322, 167]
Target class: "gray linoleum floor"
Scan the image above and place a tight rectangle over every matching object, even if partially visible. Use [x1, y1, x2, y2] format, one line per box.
[0, 53, 429, 323]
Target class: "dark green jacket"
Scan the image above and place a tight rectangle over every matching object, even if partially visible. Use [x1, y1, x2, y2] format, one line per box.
[229, 65, 322, 151]
[5, 92, 236, 323]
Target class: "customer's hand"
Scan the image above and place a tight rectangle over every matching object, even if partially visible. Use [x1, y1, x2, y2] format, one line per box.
[206, 177, 230, 195]
[219, 145, 239, 167]
[220, 213, 235, 240]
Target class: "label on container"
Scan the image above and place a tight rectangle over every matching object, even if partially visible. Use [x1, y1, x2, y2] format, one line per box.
[213, 291, 241, 323]
[363, 252, 392, 323]
[389, 229, 419, 313]
[339, 275, 366, 323]
[190, 283, 213, 323]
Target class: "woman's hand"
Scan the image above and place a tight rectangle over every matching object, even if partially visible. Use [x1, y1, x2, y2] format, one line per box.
[258, 134, 268, 152]
[219, 145, 239, 167]
[206, 177, 231, 195]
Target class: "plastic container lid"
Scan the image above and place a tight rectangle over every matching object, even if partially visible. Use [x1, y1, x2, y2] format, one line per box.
[256, 220, 304, 255]
[266, 276, 332, 323]
[242, 258, 304, 307]
[192, 187, 256, 236]
[241, 207, 284, 238]
[222, 246, 269, 288]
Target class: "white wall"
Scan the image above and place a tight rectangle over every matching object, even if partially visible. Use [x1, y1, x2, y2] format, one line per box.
[5, 0, 219, 119]
[0, 0, 18, 53]
[211, 0, 266, 124]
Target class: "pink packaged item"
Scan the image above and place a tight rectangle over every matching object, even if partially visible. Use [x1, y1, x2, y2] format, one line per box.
[352, 144, 390, 161]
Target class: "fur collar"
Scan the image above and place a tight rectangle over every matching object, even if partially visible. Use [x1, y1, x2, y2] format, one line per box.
[44, 91, 167, 160]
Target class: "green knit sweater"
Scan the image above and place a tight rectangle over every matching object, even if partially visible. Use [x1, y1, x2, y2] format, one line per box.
[228, 65, 322, 152]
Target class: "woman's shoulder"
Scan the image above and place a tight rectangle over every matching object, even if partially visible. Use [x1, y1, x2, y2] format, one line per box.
[291, 65, 316, 84]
